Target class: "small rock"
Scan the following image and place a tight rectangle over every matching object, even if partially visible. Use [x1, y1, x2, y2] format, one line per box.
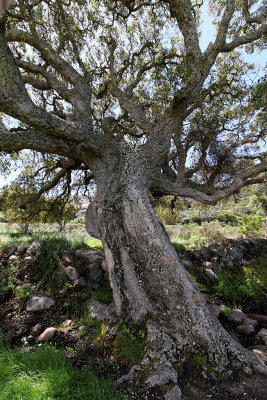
[8, 255, 18, 262]
[228, 309, 245, 324]
[17, 244, 27, 255]
[243, 317, 258, 327]
[75, 249, 83, 258]
[205, 261, 213, 268]
[26, 296, 55, 311]
[62, 319, 73, 328]
[87, 280, 99, 289]
[6, 246, 17, 257]
[32, 323, 43, 335]
[101, 259, 108, 272]
[205, 269, 216, 279]
[258, 328, 267, 338]
[225, 260, 234, 268]
[64, 266, 80, 281]
[90, 269, 103, 282]
[235, 324, 255, 335]
[87, 253, 103, 264]
[24, 255, 37, 265]
[165, 385, 182, 400]
[74, 277, 87, 287]
[212, 263, 222, 274]
[243, 366, 253, 376]
[252, 349, 267, 364]
[200, 247, 210, 261]
[79, 325, 85, 333]
[219, 304, 227, 312]
[38, 327, 58, 341]
[258, 328, 267, 345]
[27, 240, 45, 255]
[61, 250, 74, 264]
[183, 260, 193, 268]
[88, 262, 102, 271]
[241, 259, 250, 265]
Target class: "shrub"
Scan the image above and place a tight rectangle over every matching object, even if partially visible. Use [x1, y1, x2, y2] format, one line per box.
[215, 263, 266, 304]
[238, 215, 263, 237]
[172, 242, 187, 253]
[216, 212, 239, 226]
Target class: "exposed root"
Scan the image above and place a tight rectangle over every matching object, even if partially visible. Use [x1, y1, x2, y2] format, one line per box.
[87, 300, 116, 322]
[116, 365, 141, 385]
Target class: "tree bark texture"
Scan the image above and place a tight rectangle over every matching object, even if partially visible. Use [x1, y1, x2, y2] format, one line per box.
[86, 154, 266, 397]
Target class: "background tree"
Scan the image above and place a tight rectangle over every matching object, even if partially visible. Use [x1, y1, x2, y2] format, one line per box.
[0, 183, 79, 232]
[0, 1, 266, 397]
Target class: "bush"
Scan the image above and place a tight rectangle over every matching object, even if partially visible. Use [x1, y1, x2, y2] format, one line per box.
[215, 262, 266, 304]
[238, 215, 263, 237]
[216, 212, 239, 226]
[172, 242, 187, 253]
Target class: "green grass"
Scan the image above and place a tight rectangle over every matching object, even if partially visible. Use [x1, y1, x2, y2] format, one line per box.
[0, 337, 124, 400]
[0, 222, 102, 252]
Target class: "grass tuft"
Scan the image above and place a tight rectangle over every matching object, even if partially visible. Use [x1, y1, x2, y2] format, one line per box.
[0, 336, 124, 400]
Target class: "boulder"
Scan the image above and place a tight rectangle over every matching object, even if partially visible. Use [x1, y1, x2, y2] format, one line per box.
[26, 296, 55, 311]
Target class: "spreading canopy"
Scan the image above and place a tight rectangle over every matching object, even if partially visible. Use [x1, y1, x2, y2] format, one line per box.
[0, 0, 266, 204]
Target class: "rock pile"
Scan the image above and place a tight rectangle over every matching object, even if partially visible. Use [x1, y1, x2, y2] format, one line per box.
[0, 241, 107, 291]
[179, 238, 267, 275]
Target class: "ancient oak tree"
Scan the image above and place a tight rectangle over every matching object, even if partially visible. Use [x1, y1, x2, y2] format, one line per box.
[0, 1, 266, 397]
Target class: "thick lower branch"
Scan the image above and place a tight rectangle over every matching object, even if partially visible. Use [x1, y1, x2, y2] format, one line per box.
[0, 129, 76, 158]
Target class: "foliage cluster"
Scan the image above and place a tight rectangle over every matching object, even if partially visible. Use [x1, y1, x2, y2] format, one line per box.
[215, 260, 267, 304]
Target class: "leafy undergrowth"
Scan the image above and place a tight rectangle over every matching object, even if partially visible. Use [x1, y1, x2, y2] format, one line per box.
[187, 257, 267, 313]
[0, 336, 124, 400]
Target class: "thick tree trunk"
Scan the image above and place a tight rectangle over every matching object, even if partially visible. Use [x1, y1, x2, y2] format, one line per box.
[86, 159, 266, 398]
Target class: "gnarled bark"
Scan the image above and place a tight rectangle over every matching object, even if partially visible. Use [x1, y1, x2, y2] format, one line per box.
[86, 160, 266, 398]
